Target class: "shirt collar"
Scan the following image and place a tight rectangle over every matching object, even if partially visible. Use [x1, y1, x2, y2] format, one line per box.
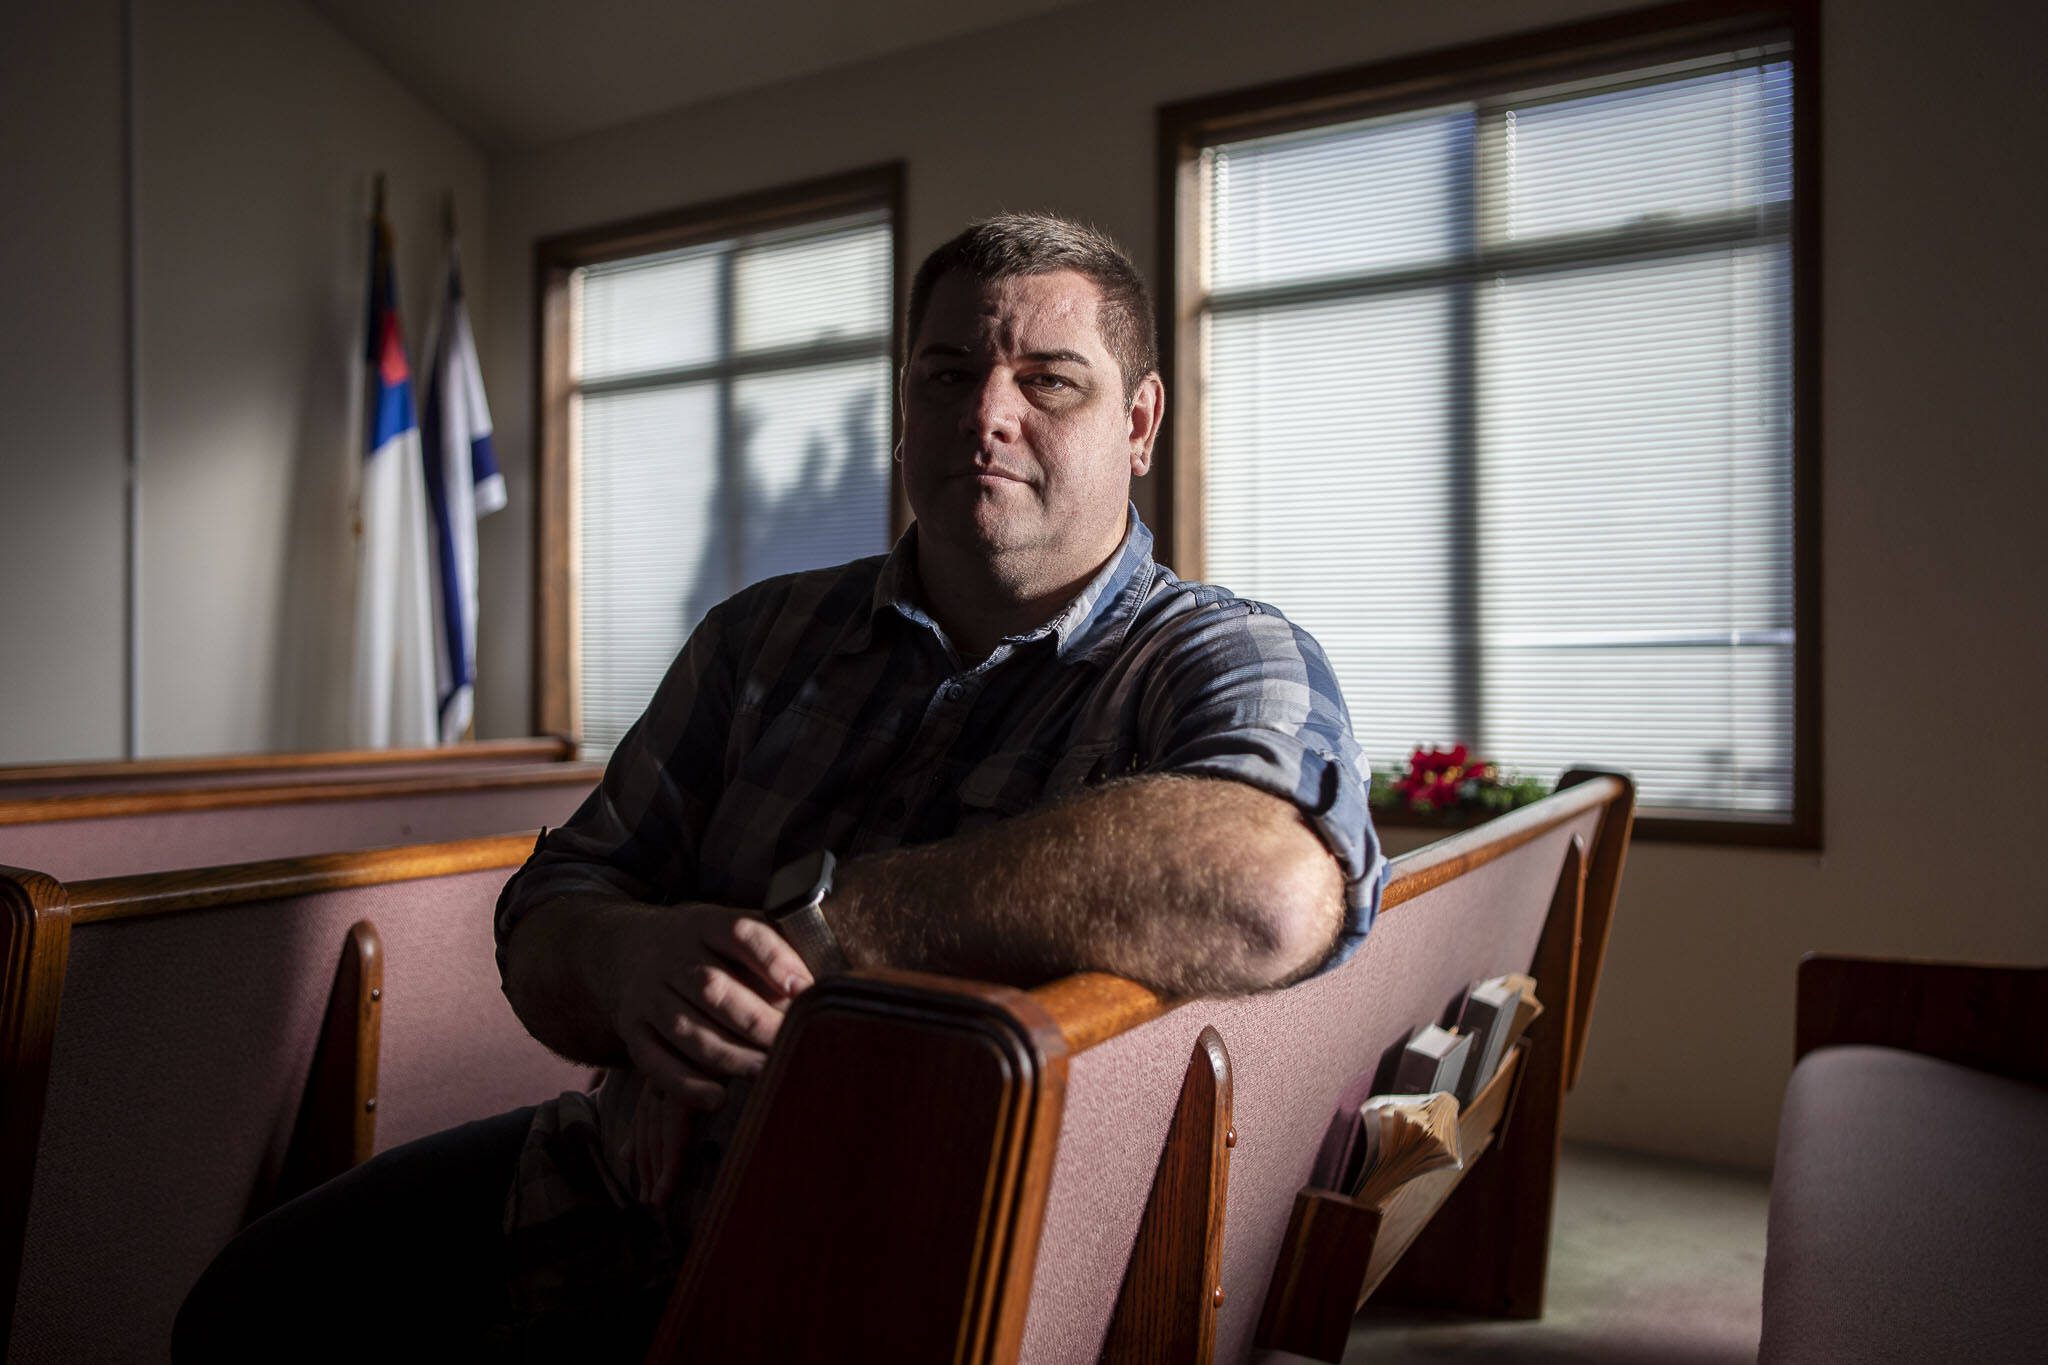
[839, 504, 1157, 663]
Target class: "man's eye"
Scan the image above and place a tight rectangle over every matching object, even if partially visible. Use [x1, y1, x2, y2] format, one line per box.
[1030, 374, 1075, 391]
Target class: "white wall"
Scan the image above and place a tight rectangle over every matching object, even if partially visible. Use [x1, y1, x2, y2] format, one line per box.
[480, 0, 2048, 1167]
[135, 0, 488, 755]
[0, 0, 487, 759]
[1, 3, 130, 763]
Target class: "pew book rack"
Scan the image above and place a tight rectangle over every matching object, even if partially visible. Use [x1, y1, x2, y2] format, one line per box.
[1254, 1043, 1530, 1361]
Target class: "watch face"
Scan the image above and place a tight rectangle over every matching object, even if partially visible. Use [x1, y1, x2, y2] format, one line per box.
[766, 849, 834, 914]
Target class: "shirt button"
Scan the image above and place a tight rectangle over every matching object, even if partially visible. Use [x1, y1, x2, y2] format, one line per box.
[942, 683, 965, 702]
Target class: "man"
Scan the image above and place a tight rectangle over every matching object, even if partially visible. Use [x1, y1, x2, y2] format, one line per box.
[175, 213, 1383, 1357]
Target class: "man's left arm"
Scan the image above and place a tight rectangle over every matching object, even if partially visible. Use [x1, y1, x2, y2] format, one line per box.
[827, 602, 1384, 996]
[829, 773, 1342, 995]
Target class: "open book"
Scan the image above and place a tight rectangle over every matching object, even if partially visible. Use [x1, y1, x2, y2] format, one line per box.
[1346, 1091, 1463, 1204]
[1315, 974, 1547, 1199]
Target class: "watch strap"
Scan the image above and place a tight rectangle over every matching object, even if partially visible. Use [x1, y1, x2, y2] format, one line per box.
[767, 850, 849, 977]
[774, 897, 850, 977]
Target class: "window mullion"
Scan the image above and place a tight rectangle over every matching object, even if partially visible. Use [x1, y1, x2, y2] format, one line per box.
[575, 334, 893, 398]
[1447, 109, 1483, 749]
[716, 245, 741, 600]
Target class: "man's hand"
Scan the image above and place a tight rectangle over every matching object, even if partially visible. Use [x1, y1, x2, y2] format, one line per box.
[611, 904, 816, 1111]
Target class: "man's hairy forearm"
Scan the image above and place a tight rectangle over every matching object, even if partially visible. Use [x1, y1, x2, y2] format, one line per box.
[499, 776, 1344, 1060]
[828, 775, 1344, 996]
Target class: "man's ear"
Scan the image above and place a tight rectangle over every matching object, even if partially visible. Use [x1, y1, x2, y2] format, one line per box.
[1127, 372, 1166, 477]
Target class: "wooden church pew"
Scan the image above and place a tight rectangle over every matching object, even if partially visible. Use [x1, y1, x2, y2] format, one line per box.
[647, 769, 1634, 1364]
[0, 761, 603, 882]
[0, 770, 1632, 1362]
[0, 736, 578, 801]
[0, 835, 590, 1361]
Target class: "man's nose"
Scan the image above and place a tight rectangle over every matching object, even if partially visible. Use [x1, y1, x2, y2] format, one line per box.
[962, 373, 1024, 444]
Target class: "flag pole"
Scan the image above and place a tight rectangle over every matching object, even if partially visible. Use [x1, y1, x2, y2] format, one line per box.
[439, 188, 474, 742]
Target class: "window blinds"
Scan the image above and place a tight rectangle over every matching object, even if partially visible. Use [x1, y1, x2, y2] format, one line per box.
[573, 213, 894, 755]
[1200, 50, 1795, 818]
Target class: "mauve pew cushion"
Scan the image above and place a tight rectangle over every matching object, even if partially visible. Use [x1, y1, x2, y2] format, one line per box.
[1759, 1045, 2048, 1365]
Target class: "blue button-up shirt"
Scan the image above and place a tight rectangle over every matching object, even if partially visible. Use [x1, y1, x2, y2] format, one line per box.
[496, 509, 1384, 977]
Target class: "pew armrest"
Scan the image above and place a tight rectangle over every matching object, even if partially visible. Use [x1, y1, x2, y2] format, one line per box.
[1794, 953, 2048, 1084]
[0, 866, 71, 1360]
[644, 962, 1200, 1365]
[646, 966, 1076, 1365]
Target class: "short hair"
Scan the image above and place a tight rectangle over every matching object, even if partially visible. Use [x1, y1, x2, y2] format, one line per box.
[905, 213, 1158, 402]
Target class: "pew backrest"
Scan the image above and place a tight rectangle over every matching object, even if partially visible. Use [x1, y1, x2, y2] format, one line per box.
[0, 736, 577, 800]
[0, 762, 603, 882]
[0, 837, 590, 1363]
[1026, 784, 1610, 1362]
[0, 771, 1634, 1363]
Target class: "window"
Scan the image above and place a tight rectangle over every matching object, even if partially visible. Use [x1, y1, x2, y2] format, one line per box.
[535, 167, 904, 754]
[1160, 3, 1818, 843]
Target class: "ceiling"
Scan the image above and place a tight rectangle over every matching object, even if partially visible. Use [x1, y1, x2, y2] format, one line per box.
[308, 0, 1097, 151]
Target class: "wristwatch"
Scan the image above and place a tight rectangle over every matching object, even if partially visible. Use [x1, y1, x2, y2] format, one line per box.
[765, 849, 850, 977]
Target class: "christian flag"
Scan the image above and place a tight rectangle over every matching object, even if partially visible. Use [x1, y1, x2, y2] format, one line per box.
[421, 240, 507, 743]
[349, 203, 439, 747]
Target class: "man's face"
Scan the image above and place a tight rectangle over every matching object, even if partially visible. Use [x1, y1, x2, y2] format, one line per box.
[900, 269, 1160, 581]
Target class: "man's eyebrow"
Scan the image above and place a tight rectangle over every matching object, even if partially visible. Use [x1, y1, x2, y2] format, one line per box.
[913, 343, 1094, 367]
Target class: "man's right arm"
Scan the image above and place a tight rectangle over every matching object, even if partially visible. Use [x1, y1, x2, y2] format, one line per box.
[499, 892, 662, 1064]
[494, 602, 812, 1108]
[502, 891, 812, 1107]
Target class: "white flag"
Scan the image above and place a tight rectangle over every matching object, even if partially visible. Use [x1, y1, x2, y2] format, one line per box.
[422, 240, 506, 743]
[349, 206, 439, 748]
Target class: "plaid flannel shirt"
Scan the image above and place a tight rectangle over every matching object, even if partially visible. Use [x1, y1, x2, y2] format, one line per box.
[492, 509, 1385, 1315]
[496, 509, 1384, 966]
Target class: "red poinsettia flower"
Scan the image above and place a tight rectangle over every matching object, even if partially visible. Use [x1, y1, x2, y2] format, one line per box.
[1407, 743, 1466, 775]
[1392, 743, 1496, 812]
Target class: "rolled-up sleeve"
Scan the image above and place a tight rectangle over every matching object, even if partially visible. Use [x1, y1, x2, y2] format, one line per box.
[1138, 599, 1386, 975]
[493, 604, 738, 984]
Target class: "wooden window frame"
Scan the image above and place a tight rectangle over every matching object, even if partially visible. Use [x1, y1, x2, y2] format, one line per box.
[1155, 0, 1822, 849]
[532, 163, 908, 744]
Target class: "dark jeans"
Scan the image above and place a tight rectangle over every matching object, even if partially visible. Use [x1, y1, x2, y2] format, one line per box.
[171, 1106, 666, 1361]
